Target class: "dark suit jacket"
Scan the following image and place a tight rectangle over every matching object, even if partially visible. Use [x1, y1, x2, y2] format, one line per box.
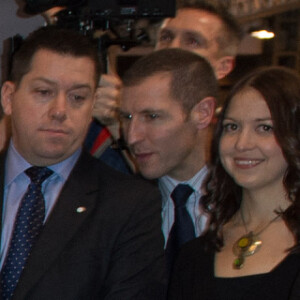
[0, 151, 166, 299]
[290, 267, 300, 300]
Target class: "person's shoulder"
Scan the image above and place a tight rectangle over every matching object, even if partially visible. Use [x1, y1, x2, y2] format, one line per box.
[81, 151, 160, 196]
[96, 158, 156, 189]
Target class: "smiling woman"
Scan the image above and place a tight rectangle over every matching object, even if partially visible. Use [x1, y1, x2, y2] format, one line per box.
[220, 87, 288, 193]
[168, 66, 300, 300]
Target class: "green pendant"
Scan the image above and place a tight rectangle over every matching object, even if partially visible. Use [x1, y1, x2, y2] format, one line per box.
[232, 232, 262, 269]
[233, 256, 244, 269]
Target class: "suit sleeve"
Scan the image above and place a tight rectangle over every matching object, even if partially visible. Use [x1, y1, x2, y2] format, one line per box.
[101, 183, 167, 300]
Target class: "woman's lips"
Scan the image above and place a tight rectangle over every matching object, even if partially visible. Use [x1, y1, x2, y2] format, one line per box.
[234, 158, 263, 169]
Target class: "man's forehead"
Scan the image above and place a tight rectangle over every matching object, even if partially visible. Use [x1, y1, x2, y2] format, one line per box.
[28, 49, 75, 71]
[23, 49, 96, 87]
[123, 72, 172, 91]
[121, 76, 175, 107]
[161, 8, 222, 33]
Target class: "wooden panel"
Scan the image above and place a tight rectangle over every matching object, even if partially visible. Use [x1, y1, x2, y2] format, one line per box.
[229, 0, 300, 22]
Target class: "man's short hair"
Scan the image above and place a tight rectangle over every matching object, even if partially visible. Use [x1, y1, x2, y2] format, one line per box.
[122, 48, 218, 113]
[10, 26, 102, 87]
[177, 0, 242, 57]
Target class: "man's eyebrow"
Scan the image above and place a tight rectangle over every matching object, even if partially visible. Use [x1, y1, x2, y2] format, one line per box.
[69, 84, 92, 91]
[158, 28, 174, 35]
[140, 109, 165, 114]
[119, 109, 129, 115]
[32, 77, 56, 85]
[119, 109, 165, 115]
[32, 77, 92, 90]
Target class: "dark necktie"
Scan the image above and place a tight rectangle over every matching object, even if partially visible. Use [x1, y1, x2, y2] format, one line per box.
[166, 184, 195, 271]
[1, 166, 53, 299]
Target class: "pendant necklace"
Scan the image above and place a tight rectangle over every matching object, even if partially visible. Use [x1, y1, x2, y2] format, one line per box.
[232, 210, 281, 269]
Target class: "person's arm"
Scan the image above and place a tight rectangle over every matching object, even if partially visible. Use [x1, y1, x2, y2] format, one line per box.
[92, 73, 122, 132]
[102, 182, 167, 299]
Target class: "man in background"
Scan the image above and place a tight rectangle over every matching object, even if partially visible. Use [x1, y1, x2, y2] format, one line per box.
[0, 26, 165, 299]
[156, 0, 241, 80]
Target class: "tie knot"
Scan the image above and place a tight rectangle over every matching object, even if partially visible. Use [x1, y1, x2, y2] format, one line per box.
[25, 166, 53, 185]
[171, 184, 194, 207]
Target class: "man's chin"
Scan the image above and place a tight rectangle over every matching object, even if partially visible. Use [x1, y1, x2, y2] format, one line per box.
[139, 167, 163, 180]
[29, 147, 73, 166]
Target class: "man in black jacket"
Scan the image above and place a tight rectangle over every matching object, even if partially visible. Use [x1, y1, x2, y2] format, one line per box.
[0, 26, 165, 299]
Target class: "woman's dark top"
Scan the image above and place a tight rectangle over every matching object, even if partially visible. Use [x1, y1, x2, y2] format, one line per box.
[168, 236, 300, 300]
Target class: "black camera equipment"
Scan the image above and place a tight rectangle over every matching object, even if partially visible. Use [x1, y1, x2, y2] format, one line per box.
[23, 0, 176, 71]
[25, 0, 175, 19]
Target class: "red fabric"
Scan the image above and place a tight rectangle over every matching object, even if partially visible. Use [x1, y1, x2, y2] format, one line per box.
[90, 127, 111, 155]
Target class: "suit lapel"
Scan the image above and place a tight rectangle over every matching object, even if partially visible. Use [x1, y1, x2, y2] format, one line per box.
[13, 152, 101, 298]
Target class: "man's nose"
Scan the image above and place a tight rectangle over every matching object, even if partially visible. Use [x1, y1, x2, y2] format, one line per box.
[48, 93, 67, 122]
[125, 118, 144, 146]
[168, 37, 181, 49]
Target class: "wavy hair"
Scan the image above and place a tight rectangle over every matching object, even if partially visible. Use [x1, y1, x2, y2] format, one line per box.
[202, 66, 300, 253]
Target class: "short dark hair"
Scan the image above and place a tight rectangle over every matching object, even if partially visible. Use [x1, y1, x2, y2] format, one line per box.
[177, 0, 242, 57]
[202, 66, 300, 253]
[122, 48, 218, 113]
[10, 26, 102, 87]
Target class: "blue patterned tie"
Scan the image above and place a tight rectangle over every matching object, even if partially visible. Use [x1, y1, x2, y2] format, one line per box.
[166, 184, 195, 271]
[0, 166, 53, 299]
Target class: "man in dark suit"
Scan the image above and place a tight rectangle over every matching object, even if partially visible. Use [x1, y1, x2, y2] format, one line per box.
[119, 49, 218, 273]
[0, 26, 165, 299]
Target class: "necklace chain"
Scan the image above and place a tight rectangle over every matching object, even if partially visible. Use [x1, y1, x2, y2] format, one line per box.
[240, 209, 281, 237]
[232, 210, 281, 269]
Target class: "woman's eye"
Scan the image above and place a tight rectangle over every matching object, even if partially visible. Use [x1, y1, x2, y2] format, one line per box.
[223, 123, 238, 132]
[257, 124, 273, 133]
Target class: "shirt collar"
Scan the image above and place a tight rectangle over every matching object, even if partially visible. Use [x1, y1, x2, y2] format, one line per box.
[5, 140, 82, 186]
[159, 165, 208, 208]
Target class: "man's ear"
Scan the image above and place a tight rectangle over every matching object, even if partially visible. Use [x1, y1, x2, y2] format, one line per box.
[1, 81, 16, 116]
[191, 97, 216, 129]
[215, 56, 235, 80]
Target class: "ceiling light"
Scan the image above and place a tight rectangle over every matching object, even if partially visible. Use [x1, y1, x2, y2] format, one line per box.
[250, 30, 275, 39]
